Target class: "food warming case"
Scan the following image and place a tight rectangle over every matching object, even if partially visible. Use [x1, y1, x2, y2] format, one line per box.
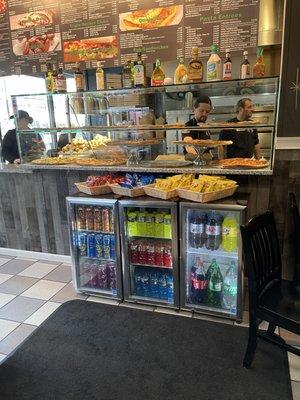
[119, 198, 179, 308]
[180, 201, 246, 320]
[66, 195, 122, 299]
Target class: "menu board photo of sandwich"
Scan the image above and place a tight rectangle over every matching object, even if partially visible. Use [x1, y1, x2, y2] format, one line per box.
[0, 0, 7, 13]
[119, 5, 183, 31]
[63, 36, 118, 62]
[10, 11, 54, 30]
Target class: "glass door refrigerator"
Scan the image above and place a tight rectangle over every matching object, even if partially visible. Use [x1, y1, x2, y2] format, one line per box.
[66, 196, 122, 299]
[119, 199, 179, 308]
[180, 201, 246, 321]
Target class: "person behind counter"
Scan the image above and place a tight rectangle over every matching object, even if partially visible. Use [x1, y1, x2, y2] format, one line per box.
[184, 95, 212, 157]
[218, 98, 261, 159]
[2, 110, 44, 164]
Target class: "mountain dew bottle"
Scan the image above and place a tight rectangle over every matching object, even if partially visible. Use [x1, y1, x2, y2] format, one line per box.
[222, 213, 238, 252]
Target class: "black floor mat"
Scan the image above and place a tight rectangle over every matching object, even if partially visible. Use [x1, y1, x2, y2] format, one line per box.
[0, 300, 292, 400]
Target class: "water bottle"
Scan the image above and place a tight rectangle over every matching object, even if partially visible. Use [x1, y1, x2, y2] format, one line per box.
[150, 271, 159, 298]
[134, 269, 142, 296]
[166, 274, 174, 303]
[140, 269, 150, 297]
[158, 273, 167, 299]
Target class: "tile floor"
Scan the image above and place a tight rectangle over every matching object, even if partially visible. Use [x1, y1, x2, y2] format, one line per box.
[0, 253, 299, 399]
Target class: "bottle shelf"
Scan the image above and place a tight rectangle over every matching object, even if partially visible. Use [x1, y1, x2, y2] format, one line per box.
[76, 230, 114, 235]
[131, 263, 173, 270]
[186, 301, 235, 316]
[187, 247, 238, 259]
[130, 294, 172, 304]
[128, 235, 172, 241]
[79, 285, 116, 295]
[79, 256, 116, 263]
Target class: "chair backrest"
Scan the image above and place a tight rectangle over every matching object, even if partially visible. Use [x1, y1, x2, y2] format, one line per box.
[289, 193, 300, 284]
[241, 211, 282, 309]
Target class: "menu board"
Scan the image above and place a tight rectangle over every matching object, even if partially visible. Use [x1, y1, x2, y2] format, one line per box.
[184, 0, 259, 58]
[118, 0, 184, 64]
[0, 0, 12, 75]
[60, 0, 119, 70]
[0, 0, 259, 75]
[7, 0, 62, 75]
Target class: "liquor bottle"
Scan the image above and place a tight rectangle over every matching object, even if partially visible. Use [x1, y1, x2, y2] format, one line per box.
[190, 257, 207, 304]
[151, 59, 165, 86]
[56, 68, 67, 93]
[122, 58, 134, 88]
[133, 52, 146, 87]
[45, 63, 54, 92]
[174, 58, 188, 84]
[206, 260, 223, 308]
[74, 63, 85, 91]
[240, 50, 251, 79]
[52, 65, 58, 93]
[222, 49, 232, 80]
[222, 261, 237, 311]
[187, 47, 203, 83]
[96, 61, 105, 90]
[253, 47, 266, 78]
[207, 45, 221, 81]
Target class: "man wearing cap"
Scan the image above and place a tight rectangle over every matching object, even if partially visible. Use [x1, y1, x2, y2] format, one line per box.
[2, 110, 44, 164]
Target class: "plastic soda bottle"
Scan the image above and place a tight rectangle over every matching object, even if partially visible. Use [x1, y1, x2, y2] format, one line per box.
[127, 211, 138, 237]
[189, 212, 206, 248]
[145, 212, 155, 237]
[137, 212, 147, 236]
[190, 257, 207, 304]
[205, 212, 222, 251]
[166, 273, 174, 303]
[163, 213, 172, 239]
[222, 261, 237, 312]
[222, 213, 238, 252]
[206, 260, 223, 308]
[155, 213, 165, 238]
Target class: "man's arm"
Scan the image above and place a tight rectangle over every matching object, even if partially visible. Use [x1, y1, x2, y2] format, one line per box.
[254, 143, 261, 159]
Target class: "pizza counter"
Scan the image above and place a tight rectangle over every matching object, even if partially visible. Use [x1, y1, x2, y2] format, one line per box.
[20, 162, 273, 175]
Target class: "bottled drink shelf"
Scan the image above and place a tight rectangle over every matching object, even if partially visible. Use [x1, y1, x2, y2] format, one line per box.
[187, 247, 238, 259]
[77, 230, 114, 235]
[128, 235, 172, 241]
[80, 285, 116, 295]
[130, 294, 172, 304]
[131, 263, 173, 270]
[80, 256, 116, 263]
[187, 302, 235, 316]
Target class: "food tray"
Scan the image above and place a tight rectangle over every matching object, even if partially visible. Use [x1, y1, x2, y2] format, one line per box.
[75, 182, 112, 196]
[176, 185, 238, 203]
[143, 184, 178, 200]
[109, 184, 145, 197]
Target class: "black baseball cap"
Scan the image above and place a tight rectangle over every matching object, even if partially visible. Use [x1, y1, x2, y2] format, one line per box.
[10, 110, 33, 124]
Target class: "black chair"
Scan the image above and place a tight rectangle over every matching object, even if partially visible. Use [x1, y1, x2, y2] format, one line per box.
[289, 193, 300, 289]
[241, 211, 300, 368]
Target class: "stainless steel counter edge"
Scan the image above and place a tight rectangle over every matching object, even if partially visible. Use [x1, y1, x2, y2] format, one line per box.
[18, 163, 273, 175]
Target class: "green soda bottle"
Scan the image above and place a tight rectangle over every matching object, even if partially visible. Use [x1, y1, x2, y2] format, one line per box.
[163, 214, 172, 239]
[155, 213, 165, 238]
[206, 260, 223, 308]
[138, 212, 147, 237]
[127, 211, 138, 237]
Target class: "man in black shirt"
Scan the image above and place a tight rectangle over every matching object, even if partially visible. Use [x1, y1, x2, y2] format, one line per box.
[183, 95, 212, 156]
[219, 98, 261, 159]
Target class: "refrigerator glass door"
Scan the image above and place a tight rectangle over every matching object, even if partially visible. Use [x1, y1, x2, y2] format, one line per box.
[120, 201, 178, 307]
[181, 204, 244, 319]
[67, 199, 121, 298]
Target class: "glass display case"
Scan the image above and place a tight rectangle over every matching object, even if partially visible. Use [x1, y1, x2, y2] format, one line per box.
[66, 195, 122, 299]
[118, 198, 179, 308]
[11, 76, 279, 173]
[179, 200, 246, 320]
